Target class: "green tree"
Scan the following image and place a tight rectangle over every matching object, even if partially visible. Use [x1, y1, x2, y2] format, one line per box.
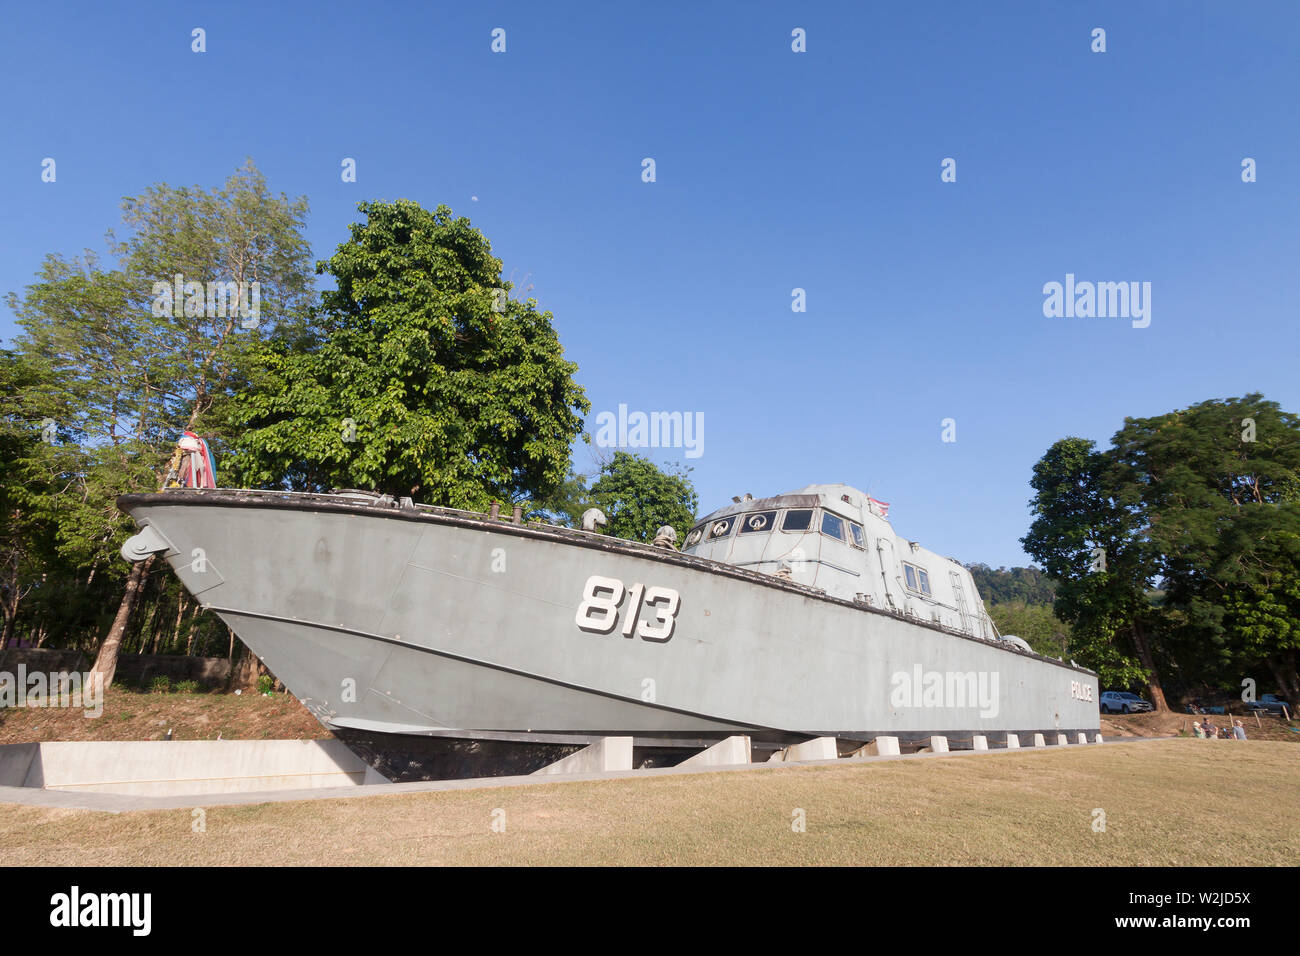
[1108, 395, 1300, 701]
[1023, 395, 1300, 707]
[984, 600, 1071, 659]
[966, 564, 1057, 606]
[228, 200, 588, 509]
[587, 452, 698, 544]
[5, 161, 313, 682]
[527, 465, 593, 527]
[1021, 437, 1169, 706]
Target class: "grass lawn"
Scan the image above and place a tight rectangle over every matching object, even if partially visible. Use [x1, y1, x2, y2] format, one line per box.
[0, 739, 1294, 866]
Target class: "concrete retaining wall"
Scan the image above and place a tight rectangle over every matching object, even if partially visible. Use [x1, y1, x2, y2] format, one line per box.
[0, 650, 232, 690]
[0, 743, 39, 787]
[0, 648, 88, 673]
[1, 739, 380, 796]
[115, 655, 232, 689]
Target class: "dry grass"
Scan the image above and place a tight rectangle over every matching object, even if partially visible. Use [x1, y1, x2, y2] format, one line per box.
[0, 739, 1294, 866]
[0, 689, 330, 744]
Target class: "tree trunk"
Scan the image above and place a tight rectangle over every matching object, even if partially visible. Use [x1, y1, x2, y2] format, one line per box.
[137, 596, 158, 654]
[184, 605, 198, 655]
[90, 555, 155, 689]
[0, 584, 15, 650]
[230, 639, 266, 690]
[1267, 653, 1299, 706]
[1130, 624, 1170, 712]
[0, 574, 17, 650]
[170, 596, 188, 655]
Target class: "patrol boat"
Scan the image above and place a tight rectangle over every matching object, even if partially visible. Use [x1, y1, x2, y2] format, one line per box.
[117, 482, 1099, 778]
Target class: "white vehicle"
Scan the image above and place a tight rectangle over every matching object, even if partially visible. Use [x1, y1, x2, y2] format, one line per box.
[1100, 691, 1153, 714]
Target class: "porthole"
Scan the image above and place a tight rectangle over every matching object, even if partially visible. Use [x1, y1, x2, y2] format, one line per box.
[739, 511, 777, 534]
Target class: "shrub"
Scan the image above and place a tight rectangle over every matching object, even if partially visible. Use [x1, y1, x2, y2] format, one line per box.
[175, 680, 199, 694]
[149, 675, 171, 693]
[257, 675, 274, 695]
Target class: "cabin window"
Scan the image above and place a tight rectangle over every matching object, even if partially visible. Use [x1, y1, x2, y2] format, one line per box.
[685, 526, 704, 547]
[848, 522, 866, 549]
[738, 511, 777, 534]
[781, 509, 813, 532]
[903, 562, 932, 596]
[708, 517, 735, 539]
[820, 512, 846, 541]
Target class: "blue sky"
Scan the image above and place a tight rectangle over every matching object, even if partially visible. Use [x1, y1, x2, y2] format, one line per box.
[2, 1, 1297, 568]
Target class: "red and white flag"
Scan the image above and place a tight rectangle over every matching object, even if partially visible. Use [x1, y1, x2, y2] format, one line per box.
[868, 496, 890, 518]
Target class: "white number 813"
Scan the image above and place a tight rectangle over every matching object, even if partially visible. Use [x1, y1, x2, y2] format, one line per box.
[574, 575, 680, 642]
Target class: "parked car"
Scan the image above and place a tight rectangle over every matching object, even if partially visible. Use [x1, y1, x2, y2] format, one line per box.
[1245, 694, 1290, 715]
[1100, 691, 1154, 714]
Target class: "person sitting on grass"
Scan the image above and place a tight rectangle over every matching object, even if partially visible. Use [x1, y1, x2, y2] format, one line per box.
[1203, 721, 1219, 738]
[1192, 721, 1206, 738]
[1232, 719, 1247, 740]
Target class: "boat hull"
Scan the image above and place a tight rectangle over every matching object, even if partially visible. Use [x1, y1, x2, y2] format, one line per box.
[118, 492, 1100, 753]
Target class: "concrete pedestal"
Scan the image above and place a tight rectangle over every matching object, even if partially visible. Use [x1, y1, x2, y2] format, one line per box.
[852, 736, 900, 757]
[533, 737, 633, 775]
[679, 736, 752, 768]
[779, 737, 838, 762]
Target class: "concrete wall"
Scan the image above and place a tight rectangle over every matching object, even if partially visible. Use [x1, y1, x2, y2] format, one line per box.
[115, 654, 232, 689]
[0, 649, 231, 689]
[0, 743, 39, 787]
[0, 648, 88, 673]
[3, 739, 379, 796]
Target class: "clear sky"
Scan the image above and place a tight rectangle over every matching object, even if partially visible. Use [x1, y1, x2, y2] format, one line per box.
[2, 1, 1296, 568]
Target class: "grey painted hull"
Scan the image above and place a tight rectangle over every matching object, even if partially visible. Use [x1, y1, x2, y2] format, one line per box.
[119, 491, 1100, 744]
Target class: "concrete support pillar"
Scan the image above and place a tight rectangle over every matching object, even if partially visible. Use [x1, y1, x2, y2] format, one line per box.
[852, 736, 900, 758]
[1005, 734, 1020, 749]
[1032, 733, 1047, 748]
[1056, 733, 1069, 746]
[532, 737, 633, 775]
[779, 737, 838, 762]
[972, 735, 988, 751]
[1093, 733, 1104, 744]
[679, 736, 751, 768]
[927, 735, 949, 753]
[1076, 732, 1088, 745]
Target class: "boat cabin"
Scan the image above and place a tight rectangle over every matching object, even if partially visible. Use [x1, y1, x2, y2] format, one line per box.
[682, 483, 996, 640]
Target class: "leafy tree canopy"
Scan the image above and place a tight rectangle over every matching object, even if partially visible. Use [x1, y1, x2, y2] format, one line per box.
[1021, 395, 1300, 705]
[966, 564, 1057, 606]
[228, 200, 589, 509]
[587, 452, 698, 544]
